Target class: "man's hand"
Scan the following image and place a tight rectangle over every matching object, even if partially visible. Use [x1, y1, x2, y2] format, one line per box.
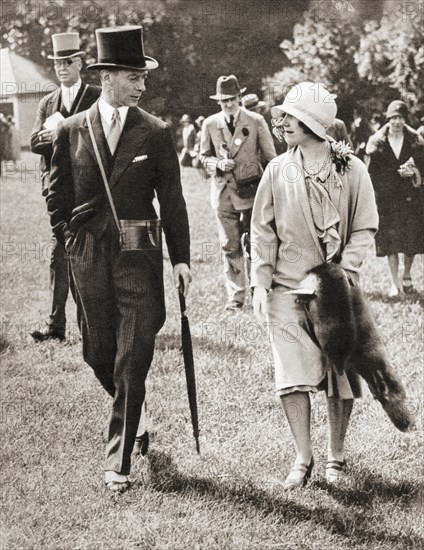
[217, 158, 236, 172]
[252, 286, 268, 321]
[173, 263, 192, 297]
[38, 129, 56, 144]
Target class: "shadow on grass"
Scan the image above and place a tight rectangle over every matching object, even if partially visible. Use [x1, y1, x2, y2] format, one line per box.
[315, 466, 420, 505]
[0, 333, 13, 354]
[156, 333, 253, 359]
[144, 449, 423, 548]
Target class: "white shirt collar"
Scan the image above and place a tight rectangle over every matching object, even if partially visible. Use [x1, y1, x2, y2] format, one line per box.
[61, 79, 82, 97]
[61, 78, 82, 91]
[223, 108, 241, 125]
[98, 96, 129, 129]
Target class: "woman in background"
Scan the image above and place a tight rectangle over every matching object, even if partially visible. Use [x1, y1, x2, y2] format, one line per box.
[366, 100, 423, 296]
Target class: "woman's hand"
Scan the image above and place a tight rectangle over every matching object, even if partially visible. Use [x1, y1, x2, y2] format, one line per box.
[252, 286, 268, 321]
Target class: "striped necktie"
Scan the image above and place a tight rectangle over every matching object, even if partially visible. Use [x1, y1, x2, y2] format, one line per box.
[107, 109, 121, 155]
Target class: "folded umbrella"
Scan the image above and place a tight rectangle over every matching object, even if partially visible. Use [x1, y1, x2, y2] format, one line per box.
[178, 277, 200, 453]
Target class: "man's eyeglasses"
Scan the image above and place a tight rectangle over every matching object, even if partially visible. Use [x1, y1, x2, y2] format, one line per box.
[54, 59, 78, 67]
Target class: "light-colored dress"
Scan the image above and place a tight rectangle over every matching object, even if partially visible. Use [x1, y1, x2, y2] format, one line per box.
[251, 144, 379, 397]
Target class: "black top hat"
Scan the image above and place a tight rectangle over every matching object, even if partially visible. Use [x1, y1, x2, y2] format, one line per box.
[87, 26, 158, 71]
[210, 75, 246, 100]
[47, 33, 86, 60]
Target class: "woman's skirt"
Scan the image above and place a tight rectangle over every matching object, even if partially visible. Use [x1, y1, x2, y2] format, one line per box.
[267, 286, 362, 399]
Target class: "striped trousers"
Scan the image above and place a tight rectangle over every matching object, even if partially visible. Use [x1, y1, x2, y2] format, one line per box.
[69, 226, 165, 474]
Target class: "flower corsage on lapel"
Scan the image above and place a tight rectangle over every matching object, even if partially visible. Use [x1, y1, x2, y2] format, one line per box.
[331, 140, 353, 175]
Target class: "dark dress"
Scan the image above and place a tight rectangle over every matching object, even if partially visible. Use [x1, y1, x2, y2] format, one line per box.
[368, 127, 424, 256]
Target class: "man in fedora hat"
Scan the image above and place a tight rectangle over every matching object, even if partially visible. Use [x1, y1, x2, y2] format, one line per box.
[200, 75, 276, 311]
[47, 25, 191, 492]
[30, 32, 101, 342]
[242, 93, 266, 115]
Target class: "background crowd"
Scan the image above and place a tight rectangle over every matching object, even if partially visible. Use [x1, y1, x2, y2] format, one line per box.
[0, 114, 20, 174]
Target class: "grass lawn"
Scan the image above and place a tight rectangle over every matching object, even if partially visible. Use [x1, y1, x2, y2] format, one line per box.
[1, 153, 423, 550]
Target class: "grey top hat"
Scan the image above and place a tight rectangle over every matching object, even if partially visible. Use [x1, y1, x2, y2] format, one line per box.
[47, 33, 86, 60]
[87, 26, 158, 71]
[210, 75, 246, 100]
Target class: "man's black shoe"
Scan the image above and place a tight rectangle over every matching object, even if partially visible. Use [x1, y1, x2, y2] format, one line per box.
[31, 328, 65, 342]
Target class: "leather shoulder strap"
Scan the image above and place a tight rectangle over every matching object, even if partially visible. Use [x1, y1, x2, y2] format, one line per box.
[72, 83, 88, 114]
[85, 110, 123, 244]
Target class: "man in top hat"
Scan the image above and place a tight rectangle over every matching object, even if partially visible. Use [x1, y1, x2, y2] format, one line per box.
[200, 75, 276, 311]
[30, 32, 101, 342]
[47, 25, 191, 492]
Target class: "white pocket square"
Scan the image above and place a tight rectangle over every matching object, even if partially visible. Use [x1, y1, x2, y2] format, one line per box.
[132, 155, 148, 163]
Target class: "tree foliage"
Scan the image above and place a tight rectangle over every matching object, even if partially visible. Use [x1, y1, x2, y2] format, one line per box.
[356, 12, 424, 115]
[0, 0, 308, 122]
[266, 5, 373, 122]
[2, 0, 421, 124]
[265, 1, 423, 122]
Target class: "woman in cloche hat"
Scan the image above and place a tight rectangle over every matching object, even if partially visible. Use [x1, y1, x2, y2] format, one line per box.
[251, 82, 379, 489]
[366, 100, 424, 296]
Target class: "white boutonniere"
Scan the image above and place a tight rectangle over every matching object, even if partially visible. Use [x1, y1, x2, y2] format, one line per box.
[331, 141, 353, 175]
[132, 155, 148, 163]
[234, 138, 242, 146]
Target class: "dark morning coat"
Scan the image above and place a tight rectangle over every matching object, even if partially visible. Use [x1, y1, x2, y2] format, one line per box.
[30, 82, 101, 194]
[47, 101, 190, 268]
[47, 100, 190, 475]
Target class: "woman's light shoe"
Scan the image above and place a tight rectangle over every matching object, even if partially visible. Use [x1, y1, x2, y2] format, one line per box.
[283, 457, 314, 491]
[388, 285, 401, 297]
[325, 460, 346, 484]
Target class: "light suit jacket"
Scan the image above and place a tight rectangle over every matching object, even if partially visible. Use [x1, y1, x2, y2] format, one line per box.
[200, 108, 276, 210]
[251, 145, 379, 290]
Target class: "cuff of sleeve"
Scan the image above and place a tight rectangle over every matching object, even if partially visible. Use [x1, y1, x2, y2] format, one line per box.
[341, 268, 359, 286]
[55, 224, 71, 247]
[204, 159, 219, 176]
[170, 256, 190, 269]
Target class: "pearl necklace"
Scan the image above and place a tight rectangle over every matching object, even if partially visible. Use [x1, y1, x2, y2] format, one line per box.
[303, 145, 332, 177]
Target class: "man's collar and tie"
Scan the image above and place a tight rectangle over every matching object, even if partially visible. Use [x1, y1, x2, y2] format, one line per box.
[98, 97, 129, 154]
[224, 108, 240, 135]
